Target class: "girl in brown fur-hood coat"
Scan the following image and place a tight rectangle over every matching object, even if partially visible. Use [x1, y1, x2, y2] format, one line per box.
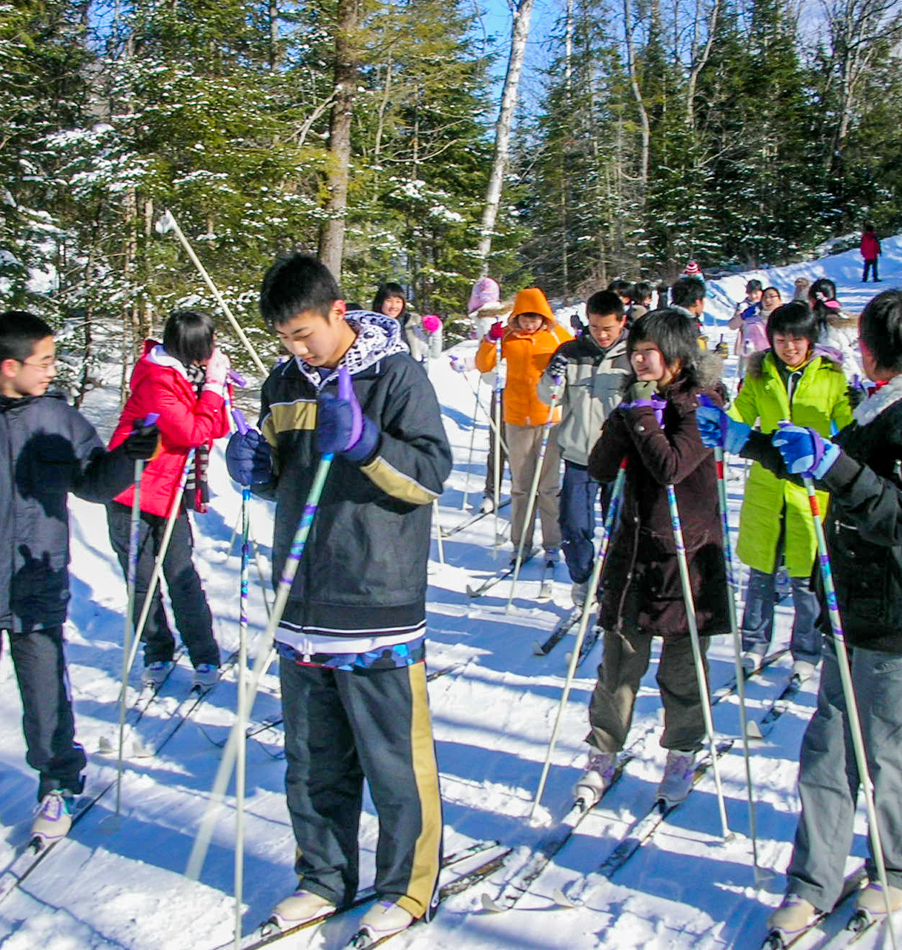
[581, 310, 728, 772]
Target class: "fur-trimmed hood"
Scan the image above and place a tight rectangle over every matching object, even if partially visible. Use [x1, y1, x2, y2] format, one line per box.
[854, 374, 902, 427]
[292, 311, 408, 389]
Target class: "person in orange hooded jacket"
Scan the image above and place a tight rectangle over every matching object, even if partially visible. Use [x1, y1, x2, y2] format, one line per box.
[475, 288, 573, 558]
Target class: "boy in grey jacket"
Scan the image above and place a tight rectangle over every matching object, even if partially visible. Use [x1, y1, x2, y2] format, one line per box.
[537, 291, 630, 606]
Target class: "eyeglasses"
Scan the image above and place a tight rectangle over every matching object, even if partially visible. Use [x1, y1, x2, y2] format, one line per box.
[20, 357, 56, 371]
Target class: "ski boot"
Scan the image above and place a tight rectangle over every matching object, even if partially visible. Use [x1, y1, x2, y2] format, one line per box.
[656, 751, 696, 808]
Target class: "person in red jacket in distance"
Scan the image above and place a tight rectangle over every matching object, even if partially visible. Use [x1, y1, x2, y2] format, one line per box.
[861, 223, 882, 283]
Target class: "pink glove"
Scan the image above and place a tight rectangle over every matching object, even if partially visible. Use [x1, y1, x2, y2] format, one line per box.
[203, 347, 231, 393]
[422, 314, 442, 334]
[487, 322, 505, 341]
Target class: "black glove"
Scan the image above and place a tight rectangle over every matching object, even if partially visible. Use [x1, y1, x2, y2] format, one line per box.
[547, 354, 568, 379]
[124, 422, 160, 460]
[846, 383, 865, 409]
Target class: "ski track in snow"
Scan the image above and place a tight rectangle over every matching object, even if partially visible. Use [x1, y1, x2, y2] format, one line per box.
[2, 240, 899, 949]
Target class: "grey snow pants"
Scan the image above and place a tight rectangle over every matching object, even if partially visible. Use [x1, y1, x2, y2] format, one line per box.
[787, 643, 902, 910]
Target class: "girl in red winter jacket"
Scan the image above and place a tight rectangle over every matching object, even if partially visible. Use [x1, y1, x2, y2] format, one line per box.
[106, 310, 231, 688]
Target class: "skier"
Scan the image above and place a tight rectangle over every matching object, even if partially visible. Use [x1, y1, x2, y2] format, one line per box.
[697, 289, 902, 937]
[0, 310, 157, 843]
[860, 223, 881, 283]
[106, 310, 228, 688]
[808, 277, 864, 380]
[372, 281, 442, 364]
[734, 287, 783, 376]
[670, 275, 711, 345]
[575, 309, 729, 808]
[537, 290, 630, 608]
[727, 302, 853, 681]
[225, 253, 451, 945]
[474, 287, 572, 564]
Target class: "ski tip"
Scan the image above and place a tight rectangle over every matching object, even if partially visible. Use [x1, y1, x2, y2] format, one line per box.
[746, 720, 765, 740]
[532, 641, 546, 656]
[480, 893, 507, 914]
[552, 886, 579, 909]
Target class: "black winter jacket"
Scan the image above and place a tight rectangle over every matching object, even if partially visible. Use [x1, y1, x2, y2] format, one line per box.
[742, 375, 902, 653]
[0, 392, 136, 632]
[254, 313, 451, 639]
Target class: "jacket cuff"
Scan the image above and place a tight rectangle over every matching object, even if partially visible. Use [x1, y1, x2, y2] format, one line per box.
[345, 416, 381, 464]
[818, 450, 860, 493]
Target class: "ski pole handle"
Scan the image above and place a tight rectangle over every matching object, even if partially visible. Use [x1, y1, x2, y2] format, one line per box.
[143, 412, 160, 426]
[231, 409, 249, 435]
[228, 369, 247, 387]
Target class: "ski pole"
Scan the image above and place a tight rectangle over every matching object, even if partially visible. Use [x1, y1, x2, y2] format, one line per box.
[666, 482, 731, 841]
[185, 372, 344, 883]
[118, 449, 195, 694]
[156, 209, 267, 376]
[701, 395, 761, 875]
[529, 458, 627, 822]
[451, 356, 510, 457]
[461, 385, 479, 510]
[506, 377, 562, 612]
[802, 473, 898, 944]
[493, 338, 505, 554]
[433, 499, 445, 565]
[231, 409, 252, 950]
[106, 413, 159, 829]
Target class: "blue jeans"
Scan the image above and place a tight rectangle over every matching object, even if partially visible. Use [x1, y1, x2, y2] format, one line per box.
[559, 461, 600, 584]
[788, 644, 902, 910]
[741, 568, 822, 665]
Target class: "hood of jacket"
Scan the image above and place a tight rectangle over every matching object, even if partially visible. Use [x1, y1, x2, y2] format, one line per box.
[294, 311, 408, 389]
[130, 341, 193, 391]
[854, 373, 902, 426]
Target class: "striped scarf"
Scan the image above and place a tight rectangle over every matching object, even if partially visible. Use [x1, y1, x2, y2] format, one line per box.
[184, 362, 210, 512]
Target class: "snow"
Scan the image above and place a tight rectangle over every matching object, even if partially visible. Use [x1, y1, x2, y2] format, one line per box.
[1, 243, 899, 949]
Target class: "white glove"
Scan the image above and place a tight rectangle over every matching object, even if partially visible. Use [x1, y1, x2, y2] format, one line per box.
[203, 347, 231, 393]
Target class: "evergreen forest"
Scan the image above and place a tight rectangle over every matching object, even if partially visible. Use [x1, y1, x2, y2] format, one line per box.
[2, 0, 901, 383]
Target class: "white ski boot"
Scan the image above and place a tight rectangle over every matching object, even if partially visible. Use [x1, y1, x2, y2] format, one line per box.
[856, 881, 902, 917]
[478, 495, 495, 514]
[656, 750, 696, 807]
[142, 660, 174, 687]
[574, 750, 616, 807]
[267, 888, 335, 933]
[192, 663, 220, 689]
[766, 893, 817, 936]
[351, 900, 414, 947]
[31, 790, 73, 846]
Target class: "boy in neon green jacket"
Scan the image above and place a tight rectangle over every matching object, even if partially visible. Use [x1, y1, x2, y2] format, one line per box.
[729, 302, 853, 680]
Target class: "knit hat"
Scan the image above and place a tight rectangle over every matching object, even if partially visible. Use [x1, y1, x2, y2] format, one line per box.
[510, 287, 555, 323]
[684, 261, 701, 276]
[468, 277, 501, 315]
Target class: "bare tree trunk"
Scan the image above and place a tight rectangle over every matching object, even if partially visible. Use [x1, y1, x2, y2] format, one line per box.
[686, 0, 719, 130]
[475, 0, 537, 272]
[318, 0, 360, 278]
[623, 0, 650, 192]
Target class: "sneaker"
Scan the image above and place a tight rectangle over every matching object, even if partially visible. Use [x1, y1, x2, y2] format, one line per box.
[574, 749, 616, 806]
[192, 663, 220, 689]
[31, 790, 73, 845]
[741, 651, 763, 674]
[656, 750, 696, 806]
[270, 888, 335, 929]
[478, 495, 495, 514]
[767, 893, 817, 934]
[791, 660, 817, 684]
[856, 882, 902, 915]
[142, 660, 174, 687]
[357, 900, 414, 940]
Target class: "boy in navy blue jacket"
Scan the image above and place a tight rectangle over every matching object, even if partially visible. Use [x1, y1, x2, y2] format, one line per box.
[226, 254, 451, 945]
[0, 310, 156, 845]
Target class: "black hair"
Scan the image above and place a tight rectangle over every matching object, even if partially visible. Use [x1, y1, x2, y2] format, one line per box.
[626, 309, 701, 387]
[162, 309, 216, 366]
[808, 277, 840, 332]
[766, 301, 818, 349]
[859, 290, 902, 374]
[670, 276, 705, 309]
[0, 310, 54, 364]
[762, 286, 782, 299]
[607, 279, 631, 298]
[746, 279, 763, 293]
[630, 281, 653, 304]
[372, 282, 407, 315]
[585, 290, 625, 319]
[260, 252, 341, 327]
[864, 222, 875, 232]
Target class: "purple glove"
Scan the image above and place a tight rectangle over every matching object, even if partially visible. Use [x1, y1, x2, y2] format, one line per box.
[316, 367, 379, 462]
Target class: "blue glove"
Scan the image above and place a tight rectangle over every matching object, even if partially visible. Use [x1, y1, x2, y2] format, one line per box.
[316, 366, 380, 462]
[696, 405, 751, 454]
[772, 424, 840, 478]
[226, 429, 273, 486]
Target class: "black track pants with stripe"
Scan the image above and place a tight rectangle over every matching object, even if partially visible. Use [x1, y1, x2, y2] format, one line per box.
[280, 659, 443, 919]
